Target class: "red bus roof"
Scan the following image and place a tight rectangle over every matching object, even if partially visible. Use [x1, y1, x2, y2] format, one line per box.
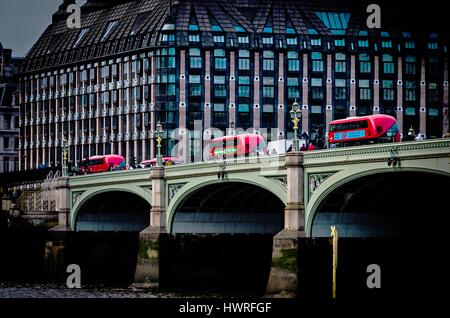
[330, 114, 396, 125]
[210, 134, 264, 142]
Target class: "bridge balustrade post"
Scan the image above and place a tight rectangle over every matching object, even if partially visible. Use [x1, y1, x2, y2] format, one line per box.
[134, 166, 167, 288]
[266, 151, 305, 297]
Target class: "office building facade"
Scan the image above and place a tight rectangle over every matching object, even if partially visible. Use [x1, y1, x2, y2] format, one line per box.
[19, 0, 449, 169]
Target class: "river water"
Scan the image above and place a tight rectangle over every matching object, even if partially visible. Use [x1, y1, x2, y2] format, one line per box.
[0, 282, 231, 298]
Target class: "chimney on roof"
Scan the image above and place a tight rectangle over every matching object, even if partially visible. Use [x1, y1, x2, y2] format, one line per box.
[52, 0, 76, 24]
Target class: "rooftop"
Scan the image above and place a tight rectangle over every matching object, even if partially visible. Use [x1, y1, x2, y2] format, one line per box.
[22, 0, 449, 73]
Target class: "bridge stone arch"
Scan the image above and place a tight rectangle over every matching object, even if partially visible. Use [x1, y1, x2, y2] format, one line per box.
[166, 175, 287, 234]
[70, 185, 152, 231]
[305, 165, 450, 237]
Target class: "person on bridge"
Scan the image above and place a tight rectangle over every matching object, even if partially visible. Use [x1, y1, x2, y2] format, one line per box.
[307, 143, 316, 151]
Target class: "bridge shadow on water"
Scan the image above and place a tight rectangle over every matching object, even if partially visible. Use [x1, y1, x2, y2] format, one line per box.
[160, 234, 274, 296]
[64, 232, 141, 286]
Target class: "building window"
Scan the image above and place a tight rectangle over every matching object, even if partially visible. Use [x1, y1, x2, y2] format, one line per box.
[189, 75, 201, 97]
[189, 33, 200, 42]
[428, 42, 438, 50]
[405, 41, 415, 49]
[3, 137, 10, 149]
[382, 54, 395, 74]
[262, 104, 275, 128]
[214, 35, 225, 43]
[189, 48, 202, 68]
[130, 12, 148, 36]
[359, 53, 371, 73]
[311, 38, 321, 46]
[213, 103, 227, 127]
[214, 49, 226, 70]
[287, 51, 300, 72]
[73, 28, 89, 48]
[311, 78, 323, 100]
[262, 37, 273, 45]
[428, 56, 440, 76]
[238, 50, 250, 70]
[101, 21, 118, 42]
[311, 52, 324, 72]
[381, 40, 392, 48]
[238, 104, 251, 129]
[287, 77, 300, 99]
[335, 39, 345, 47]
[287, 37, 298, 45]
[262, 51, 274, 71]
[238, 36, 249, 44]
[335, 53, 346, 73]
[358, 39, 369, 47]
[427, 82, 440, 103]
[262, 77, 274, 98]
[161, 33, 175, 43]
[188, 102, 202, 126]
[405, 55, 416, 75]
[382, 80, 395, 100]
[359, 80, 371, 100]
[238, 76, 250, 98]
[335, 79, 346, 100]
[214, 76, 226, 97]
[405, 81, 416, 101]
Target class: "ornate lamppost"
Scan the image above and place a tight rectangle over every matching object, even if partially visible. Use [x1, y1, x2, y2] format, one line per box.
[155, 121, 164, 166]
[290, 99, 301, 151]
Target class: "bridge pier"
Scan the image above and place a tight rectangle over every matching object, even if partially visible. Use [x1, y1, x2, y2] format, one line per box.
[267, 152, 304, 297]
[45, 177, 73, 281]
[134, 166, 166, 288]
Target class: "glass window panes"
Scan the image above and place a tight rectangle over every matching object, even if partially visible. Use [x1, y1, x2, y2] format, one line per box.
[311, 38, 321, 46]
[358, 39, 369, 47]
[238, 86, 250, 97]
[214, 49, 225, 57]
[263, 51, 274, 58]
[335, 39, 345, 46]
[382, 40, 392, 48]
[238, 58, 250, 70]
[214, 76, 225, 84]
[288, 51, 298, 59]
[287, 37, 298, 45]
[238, 36, 249, 44]
[405, 107, 415, 115]
[287, 78, 299, 86]
[311, 78, 322, 86]
[263, 104, 274, 112]
[189, 34, 200, 42]
[190, 48, 201, 56]
[263, 77, 274, 85]
[101, 21, 118, 42]
[335, 79, 346, 87]
[215, 58, 227, 69]
[189, 75, 201, 83]
[239, 50, 250, 57]
[214, 35, 225, 43]
[238, 104, 249, 112]
[239, 76, 250, 84]
[214, 103, 225, 111]
[262, 86, 274, 97]
[263, 59, 274, 71]
[311, 105, 322, 114]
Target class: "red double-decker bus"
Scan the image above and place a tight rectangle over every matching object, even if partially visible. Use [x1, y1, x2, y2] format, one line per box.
[209, 134, 266, 159]
[328, 114, 400, 147]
